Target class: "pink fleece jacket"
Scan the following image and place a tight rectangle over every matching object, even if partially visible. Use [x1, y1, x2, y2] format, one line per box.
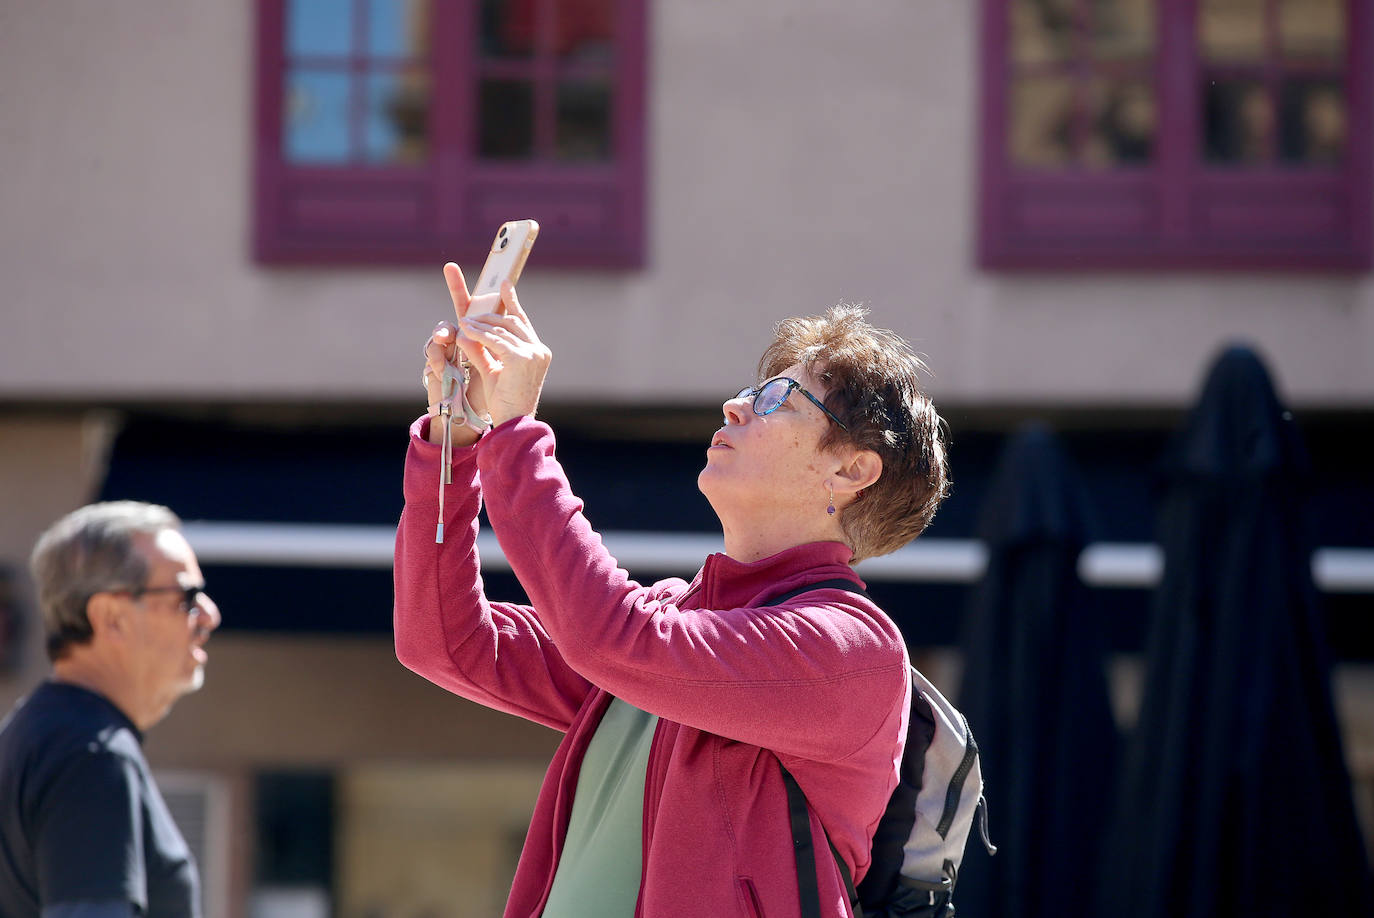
[394, 415, 910, 918]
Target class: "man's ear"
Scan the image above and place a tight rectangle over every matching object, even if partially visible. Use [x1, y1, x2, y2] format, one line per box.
[85, 592, 126, 642]
[833, 448, 882, 497]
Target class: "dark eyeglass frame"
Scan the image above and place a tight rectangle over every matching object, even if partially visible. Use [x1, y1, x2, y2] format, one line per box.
[735, 377, 848, 430]
[126, 584, 206, 616]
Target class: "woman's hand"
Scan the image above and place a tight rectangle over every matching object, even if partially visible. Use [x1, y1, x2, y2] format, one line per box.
[459, 281, 551, 427]
[422, 322, 469, 446]
[443, 262, 501, 417]
[421, 263, 500, 446]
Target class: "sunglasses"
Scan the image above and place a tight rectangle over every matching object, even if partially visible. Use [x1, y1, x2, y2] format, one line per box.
[129, 584, 206, 616]
[735, 377, 848, 430]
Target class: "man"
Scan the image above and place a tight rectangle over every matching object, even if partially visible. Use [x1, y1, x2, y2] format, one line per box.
[0, 501, 221, 918]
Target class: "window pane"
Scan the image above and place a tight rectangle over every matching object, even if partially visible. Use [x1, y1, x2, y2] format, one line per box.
[1279, 78, 1346, 164]
[557, 0, 616, 63]
[556, 80, 612, 161]
[477, 79, 535, 159]
[1086, 78, 1155, 167]
[1279, 0, 1345, 62]
[284, 68, 353, 164]
[1200, 0, 1267, 61]
[1203, 80, 1273, 163]
[287, 0, 355, 57]
[367, 0, 429, 58]
[480, 0, 534, 58]
[1010, 0, 1074, 65]
[365, 71, 430, 163]
[1009, 75, 1076, 167]
[1090, 0, 1156, 61]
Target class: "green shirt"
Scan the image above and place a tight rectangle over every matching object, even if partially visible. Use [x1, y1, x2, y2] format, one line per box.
[541, 697, 660, 918]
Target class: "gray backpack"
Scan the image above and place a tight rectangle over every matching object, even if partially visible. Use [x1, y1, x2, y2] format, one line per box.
[766, 580, 995, 918]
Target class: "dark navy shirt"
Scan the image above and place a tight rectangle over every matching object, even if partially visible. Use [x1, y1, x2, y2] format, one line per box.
[0, 682, 199, 918]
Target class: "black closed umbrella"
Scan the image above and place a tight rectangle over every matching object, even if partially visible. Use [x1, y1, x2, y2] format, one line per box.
[1099, 345, 1372, 917]
[956, 423, 1118, 918]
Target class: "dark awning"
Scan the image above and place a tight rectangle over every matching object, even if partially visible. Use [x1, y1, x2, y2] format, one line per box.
[96, 412, 1374, 654]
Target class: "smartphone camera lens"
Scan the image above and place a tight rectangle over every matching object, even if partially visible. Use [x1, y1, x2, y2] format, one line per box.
[498, 226, 508, 237]
[499, 237, 509, 250]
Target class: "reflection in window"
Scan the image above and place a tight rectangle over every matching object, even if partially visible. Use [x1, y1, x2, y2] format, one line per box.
[1280, 0, 1345, 61]
[285, 69, 352, 164]
[1198, 0, 1348, 166]
[1204, 0, 1347, 62]
[556, 81, 613, 161]
[1205, 77, 1345, 167]
[1204, 80, 1272, 163]
[1279, 79, 1346, 164]
[555, 0, 617, 62]
[1200, 0, 1266, 61]
[366, 71, 430, 164]
[1090, 0, 1156, 61]
[478, 80, 535, 159]
[367, 0, 428, 57]
[281, 0, 431, 166]
[479, 0, 534, 58]
[983, 0, 1368, 267]
[1010, 76, 1075, 167]
[1088, 79, 1156, 166]
[480, 0, 616, 61]
[1010, 0, 1074, 65]
[1006, 0, 1157, 168]
[257, 0, 645, 265]
[474, 0, 619, 164]
[287, 0, 352, 56]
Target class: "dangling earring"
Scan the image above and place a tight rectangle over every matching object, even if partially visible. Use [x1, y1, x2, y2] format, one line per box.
[827, 485, 836, 516]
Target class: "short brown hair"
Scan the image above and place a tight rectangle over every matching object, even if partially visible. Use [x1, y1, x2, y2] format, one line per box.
[759, 304, 949, 562]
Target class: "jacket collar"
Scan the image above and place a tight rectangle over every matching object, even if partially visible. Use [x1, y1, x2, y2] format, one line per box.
[685, 541, 859, 611]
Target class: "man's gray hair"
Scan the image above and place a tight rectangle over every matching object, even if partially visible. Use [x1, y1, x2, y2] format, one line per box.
[30, 501, 182, 661]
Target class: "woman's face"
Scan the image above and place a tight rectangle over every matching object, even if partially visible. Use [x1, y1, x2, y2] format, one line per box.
[698, 362, 842, 523]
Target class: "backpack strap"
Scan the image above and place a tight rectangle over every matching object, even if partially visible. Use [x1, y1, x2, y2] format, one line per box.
[781, 765, 824, 918]
[782, 765, 862, 918]
[761, 578, 865, 608]
[763, 579, 869, 918]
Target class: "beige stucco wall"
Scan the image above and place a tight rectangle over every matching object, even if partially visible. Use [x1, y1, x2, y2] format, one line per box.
[140, 635, 561, 768]
[1, 0, 1371, 409]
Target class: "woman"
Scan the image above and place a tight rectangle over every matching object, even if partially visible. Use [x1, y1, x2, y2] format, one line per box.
[394, 264, 949, 918]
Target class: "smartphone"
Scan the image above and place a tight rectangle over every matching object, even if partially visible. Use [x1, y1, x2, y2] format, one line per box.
[471, 219, 539, 312]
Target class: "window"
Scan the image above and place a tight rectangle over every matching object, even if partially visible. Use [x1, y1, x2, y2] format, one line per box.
[254, 0, 647, 265]
[979, 0, 1372, 269]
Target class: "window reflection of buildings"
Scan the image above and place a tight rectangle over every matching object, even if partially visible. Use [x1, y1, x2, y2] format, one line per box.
[1007, 0, 1347, 169]
[383, 0, 430, 165]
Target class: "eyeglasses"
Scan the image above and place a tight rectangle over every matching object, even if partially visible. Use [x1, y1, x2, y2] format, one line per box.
[734, 377, 848, 430]
[129, 584, 206, 616]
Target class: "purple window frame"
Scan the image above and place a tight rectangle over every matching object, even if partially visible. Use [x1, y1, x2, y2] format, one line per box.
[978, 0, 1373, 270]
[253, 0, 647, 267]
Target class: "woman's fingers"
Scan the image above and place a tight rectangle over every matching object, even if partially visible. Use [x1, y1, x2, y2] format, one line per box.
[427, 322, 458, 365]
[499, 280, 528, 324]
[459, 317, 537, 356]
[443, 263, 472, 321]
[459, 316, 552, 391]
[463, 285, 541, 343]
[426, 323, 451, 360]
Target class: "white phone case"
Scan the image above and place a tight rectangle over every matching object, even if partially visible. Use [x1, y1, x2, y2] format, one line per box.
[473, 219, 540, 301]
